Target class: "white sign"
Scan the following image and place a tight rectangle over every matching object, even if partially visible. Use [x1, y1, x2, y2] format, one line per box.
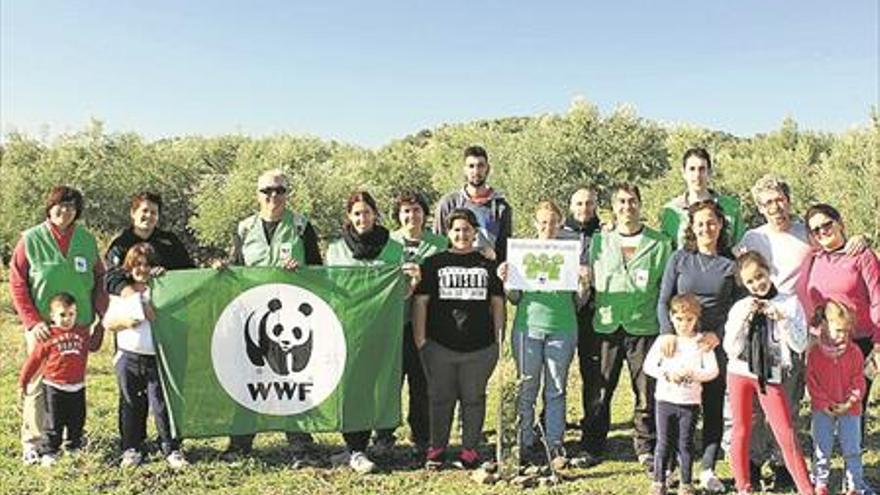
[506, 239, 580, 292]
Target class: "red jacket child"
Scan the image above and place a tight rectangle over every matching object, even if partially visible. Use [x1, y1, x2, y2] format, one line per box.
[19, 325, 101, 389]
[806, 340, 867, 416]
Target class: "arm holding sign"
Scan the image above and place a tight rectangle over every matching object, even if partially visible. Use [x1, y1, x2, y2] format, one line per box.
[496, 262, 522, 304]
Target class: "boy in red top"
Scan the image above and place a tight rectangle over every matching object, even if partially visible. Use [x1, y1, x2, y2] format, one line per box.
[18, 293, 103, 466]
[807, 300, 873, 495]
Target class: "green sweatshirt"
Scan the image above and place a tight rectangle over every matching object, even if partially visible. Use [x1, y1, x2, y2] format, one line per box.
[512, 291, 577, 334]
[590, 226, 672, 336]
[326, 237, 405, 266]
[659, 192, 745, 249]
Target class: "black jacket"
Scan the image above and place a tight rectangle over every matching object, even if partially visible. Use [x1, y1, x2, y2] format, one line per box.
[104, 227, 194, 295]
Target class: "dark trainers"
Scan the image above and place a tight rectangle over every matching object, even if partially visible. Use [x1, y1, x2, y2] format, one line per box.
[770, 464, 794, 491]
[424, 447, 445, 470]
[454, 448, 481, 470]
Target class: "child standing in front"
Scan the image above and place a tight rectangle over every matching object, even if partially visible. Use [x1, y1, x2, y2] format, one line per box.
[724, 251, 812, 495]
[807, 300, 874, 495]
[645, 293, 719, 495]
[103, 242, 187, 469]
[18, 293, 103, 466]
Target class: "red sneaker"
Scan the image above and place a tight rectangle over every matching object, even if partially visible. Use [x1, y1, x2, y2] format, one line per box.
[455, 448, 481, 470]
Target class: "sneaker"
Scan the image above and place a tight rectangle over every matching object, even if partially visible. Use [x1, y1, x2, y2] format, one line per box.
[770, 464, 794, 491]
[166, 450, 189, 469]
[519, 445, 545, 466]
[749, 461, 762, 488]
[549, 445, 568, 471]
[638, 453, 655, 475]
[424, 447, 445, 470]
[40, 453, 58, 467]
[219, 445, 251, 463]
[285, 432, 314, 454]
[22, 449, 41, 466]
[649, 481, 667, 495]
[577, 450, 602, 467]
[120, 448, 143, 468]
[453, 448, 481, 470]
[699, 469, 725, 493]
[348, 451, 376, 474]
[372, 433, 395, 456]
[678, 483, 696, 495]
[329, 450, 351, 467]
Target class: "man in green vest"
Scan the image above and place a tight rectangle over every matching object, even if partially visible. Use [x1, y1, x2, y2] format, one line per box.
[581, 183, 673, 471]
[223, 169, 322, 464]
[659, 147, 745, 248]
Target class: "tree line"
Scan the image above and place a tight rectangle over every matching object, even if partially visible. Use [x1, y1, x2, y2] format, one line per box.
[1, 98, 877, 263]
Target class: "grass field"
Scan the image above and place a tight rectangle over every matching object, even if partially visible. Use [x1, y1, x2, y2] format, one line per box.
[0, 277, 877, 495]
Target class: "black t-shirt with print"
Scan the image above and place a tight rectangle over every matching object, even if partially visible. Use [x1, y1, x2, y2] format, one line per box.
[416, 250, 503, 352]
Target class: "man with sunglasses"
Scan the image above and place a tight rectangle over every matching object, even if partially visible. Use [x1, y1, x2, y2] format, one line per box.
[223, 168, 322, 464]
[734, 174, 866, 491]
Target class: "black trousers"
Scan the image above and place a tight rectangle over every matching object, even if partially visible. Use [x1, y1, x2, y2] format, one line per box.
[581, 327, 656, 457]
[698, 348, 727, 471]
[115, 351, 179, 455]
[376, 323, 429, 447]
[577, 298, 599, 439]
[43, 384, 85, 454]
[654, 401, 699, 485]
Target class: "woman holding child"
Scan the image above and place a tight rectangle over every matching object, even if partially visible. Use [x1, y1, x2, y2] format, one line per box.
[656, 200, 738, 493]
[9, 185, 108, 466]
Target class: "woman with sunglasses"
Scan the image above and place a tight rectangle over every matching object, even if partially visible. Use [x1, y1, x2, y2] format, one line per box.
[797, 203, 880, 434]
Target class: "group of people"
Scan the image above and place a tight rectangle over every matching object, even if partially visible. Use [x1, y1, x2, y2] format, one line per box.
[10, 145, 878, 495]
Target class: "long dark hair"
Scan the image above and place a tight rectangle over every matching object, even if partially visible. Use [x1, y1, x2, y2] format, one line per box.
[682, 199, 731, 257]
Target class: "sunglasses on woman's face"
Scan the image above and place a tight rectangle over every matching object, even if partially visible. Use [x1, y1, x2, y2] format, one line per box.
[809, 219, 835, 236]
[259, 186, 288, 196]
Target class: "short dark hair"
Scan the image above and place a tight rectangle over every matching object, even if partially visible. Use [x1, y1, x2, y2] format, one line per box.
[393, 190, 430, 225]
[804, 203, 843, 228]
[682, 147, 712, 170]
[446, 208, 479, 231]
[611, 182, 641, 203]
[463, 145, 488, 161]
[44, 185, 84, 221]
[734, 250, 771, 286]
[49, 292, 77, 308]
[123, 243, 157, 272]
[682, 200, 731, 256]
[130, 191, 163, 214]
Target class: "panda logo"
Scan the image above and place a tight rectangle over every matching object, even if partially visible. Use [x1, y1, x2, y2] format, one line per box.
[212, 283, 347, 415]
[244, 298, 313, 376]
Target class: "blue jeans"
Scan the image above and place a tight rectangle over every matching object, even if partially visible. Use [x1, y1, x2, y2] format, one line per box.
[812, 411, 873, 494]
[511, 330, 577, 449]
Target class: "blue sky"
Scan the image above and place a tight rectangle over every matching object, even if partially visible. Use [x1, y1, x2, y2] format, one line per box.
[1, 1, 877, 147]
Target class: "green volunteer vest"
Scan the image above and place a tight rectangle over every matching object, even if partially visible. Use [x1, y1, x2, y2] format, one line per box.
[590, 227, 672, 336]
[389, 229, 448, 264]
[326, 236, 405, 267]
[24, 223, 99, 326]
[238, 210, 308, 267]
[390, 229, 448, 322]
[512, 291, 577, 334]
[659, 193, 745, 248]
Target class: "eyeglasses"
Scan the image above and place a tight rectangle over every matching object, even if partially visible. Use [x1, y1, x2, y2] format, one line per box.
[259, 186, 288, 196]
[759, 197, 787, 209]
[810, 219, 835, 236]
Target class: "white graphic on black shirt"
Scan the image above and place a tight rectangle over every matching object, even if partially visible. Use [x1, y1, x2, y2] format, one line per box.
[438, 266, 489, 300]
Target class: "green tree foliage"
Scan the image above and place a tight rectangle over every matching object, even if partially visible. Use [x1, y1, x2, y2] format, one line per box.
[1, 104, 876, 263]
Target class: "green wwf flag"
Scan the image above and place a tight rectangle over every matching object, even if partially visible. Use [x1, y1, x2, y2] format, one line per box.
[150, 265, 405, 438]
